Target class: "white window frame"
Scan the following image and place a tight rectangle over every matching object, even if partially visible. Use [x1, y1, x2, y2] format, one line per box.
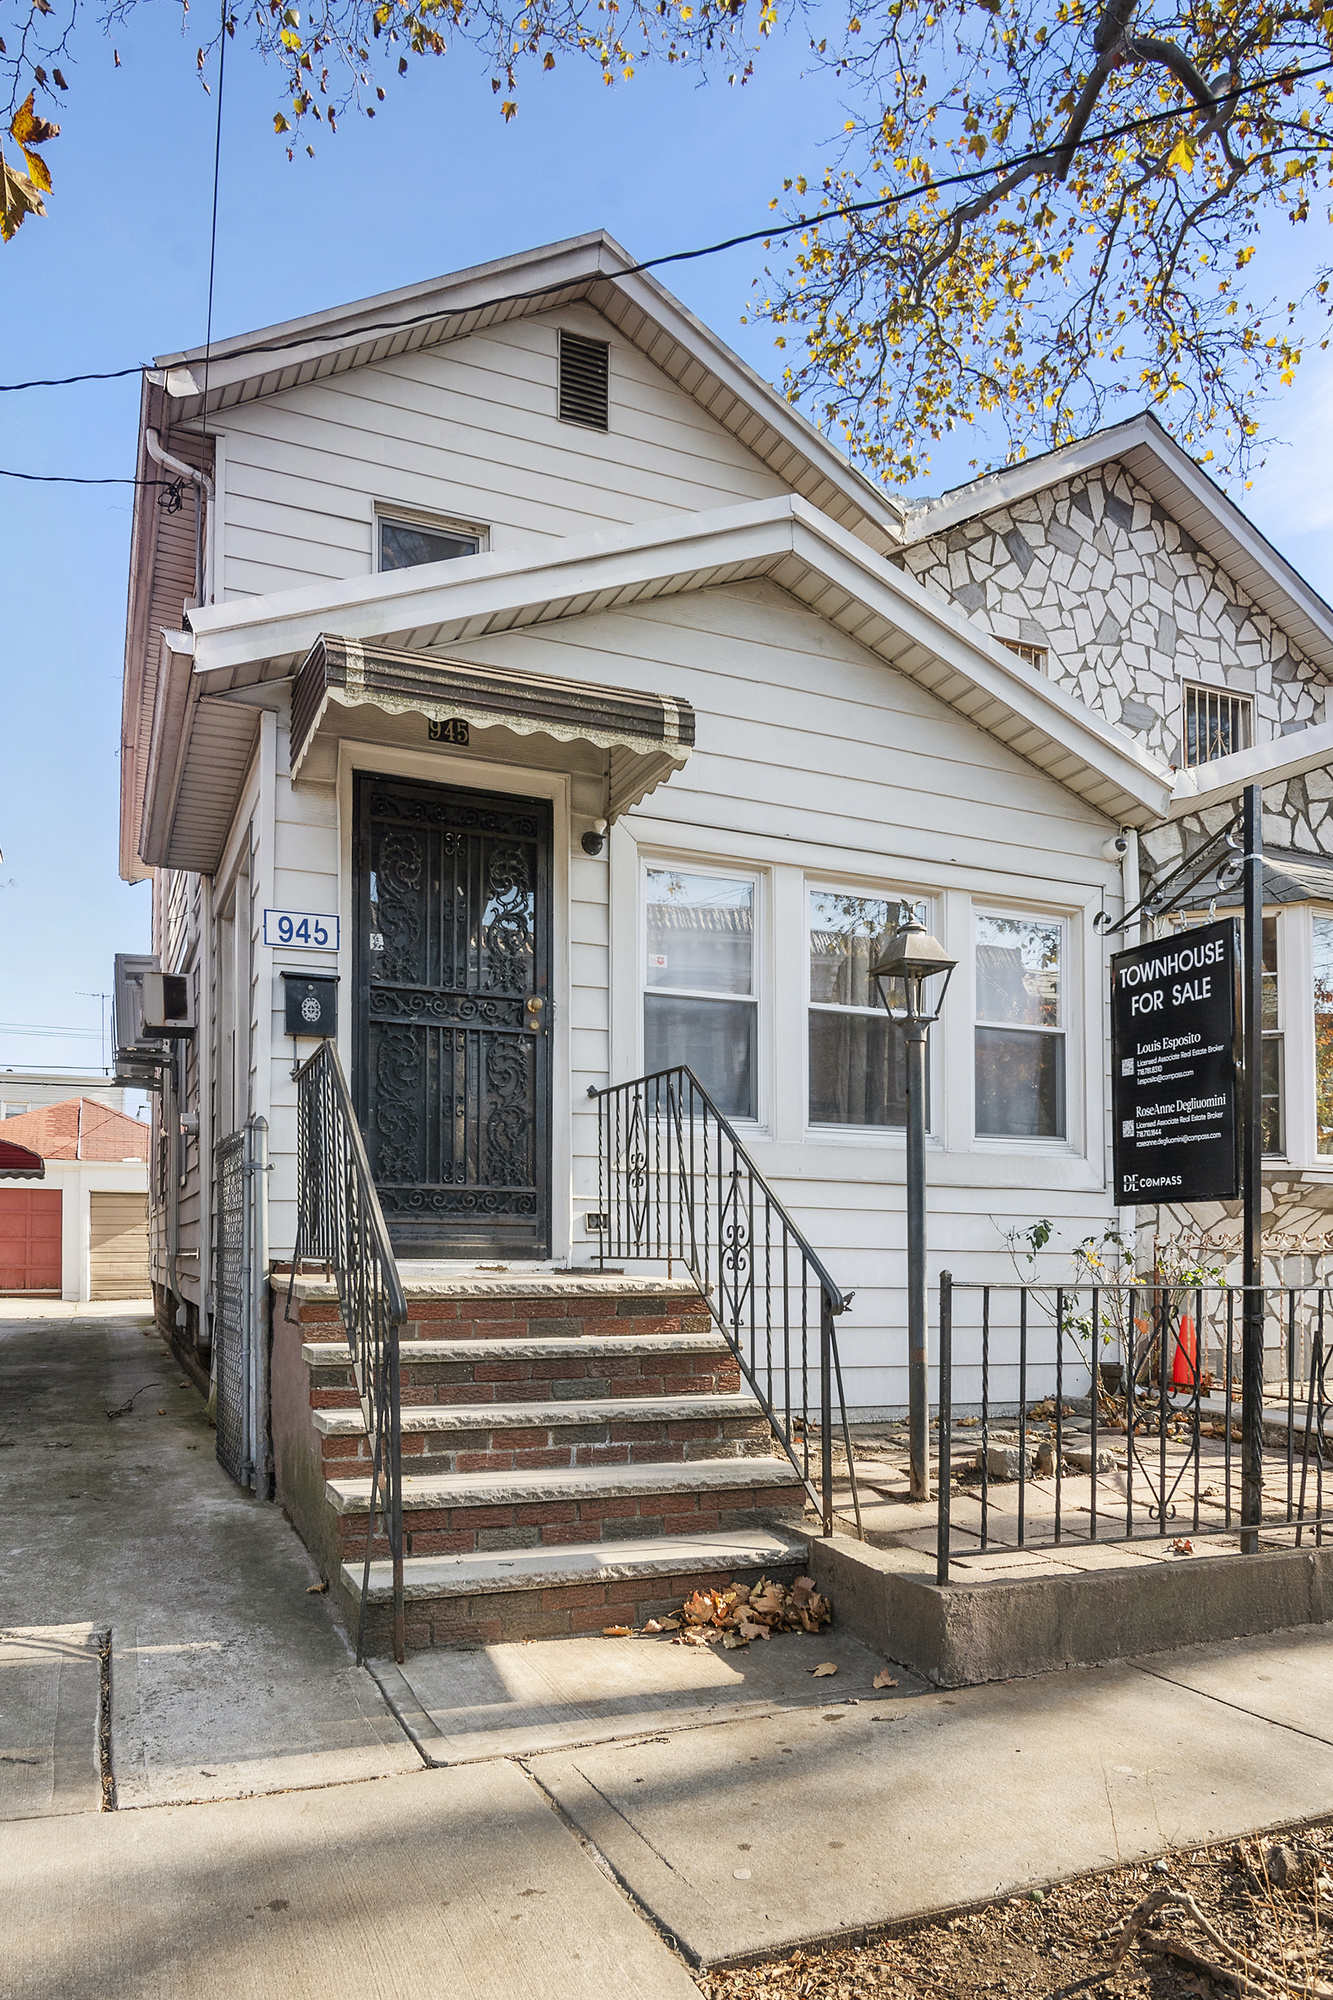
[639, 857, 763, 1126]
[805, 881, 935, 1136]
[1181, 681, 1254, 767]
[972, 904, 1071, 1147]
[373, 503, 489, 573]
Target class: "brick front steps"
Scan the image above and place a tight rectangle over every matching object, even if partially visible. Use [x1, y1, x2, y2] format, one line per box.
[271, 1273, 810, 1651]
[350, 1527, 810, 1653]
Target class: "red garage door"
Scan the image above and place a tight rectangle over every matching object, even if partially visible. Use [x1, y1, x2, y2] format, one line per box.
[0, 1190, 62, 1293]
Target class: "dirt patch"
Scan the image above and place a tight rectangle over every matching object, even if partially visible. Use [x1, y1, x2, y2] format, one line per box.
[696, 1822, 1333, 1998]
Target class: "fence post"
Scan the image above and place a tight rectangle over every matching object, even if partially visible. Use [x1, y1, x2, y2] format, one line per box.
[937, 1271, 952, 1586]
[820, 1288, 834, 1536]
[1241, 781, 1265, 1553]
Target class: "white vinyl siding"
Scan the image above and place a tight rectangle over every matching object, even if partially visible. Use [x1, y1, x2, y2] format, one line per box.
[215, 307, 790, 601]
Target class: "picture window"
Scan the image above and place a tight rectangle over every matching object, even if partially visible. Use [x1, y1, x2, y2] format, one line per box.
[807, 888, 928, 1128]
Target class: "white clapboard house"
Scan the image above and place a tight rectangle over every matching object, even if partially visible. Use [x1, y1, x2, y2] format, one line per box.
[116, 233, 1333, 1643]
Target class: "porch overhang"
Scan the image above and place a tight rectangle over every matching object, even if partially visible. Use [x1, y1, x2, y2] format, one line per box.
[289, 634, 695, 819]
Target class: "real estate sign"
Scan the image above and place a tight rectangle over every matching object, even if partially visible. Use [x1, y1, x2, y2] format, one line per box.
[1110, 918, 1241, 1205]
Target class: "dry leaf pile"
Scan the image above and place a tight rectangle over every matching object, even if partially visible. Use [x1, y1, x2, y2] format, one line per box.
[611, 1576, 832, 1649]
[695, 1828, 1333, 2000]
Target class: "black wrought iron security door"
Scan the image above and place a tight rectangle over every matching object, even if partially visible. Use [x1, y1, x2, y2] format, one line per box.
[353, 774, 552, 1259]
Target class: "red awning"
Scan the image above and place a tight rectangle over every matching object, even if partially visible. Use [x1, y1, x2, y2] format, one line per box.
[0, 1138, 44, 1178]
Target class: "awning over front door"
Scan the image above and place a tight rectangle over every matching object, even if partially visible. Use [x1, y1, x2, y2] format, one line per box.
[289, 634, 695, 820]
[0, 1140, 44, 1178]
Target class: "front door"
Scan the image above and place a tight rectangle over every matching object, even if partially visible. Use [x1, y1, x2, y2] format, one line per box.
[353, 772, 552, 1260]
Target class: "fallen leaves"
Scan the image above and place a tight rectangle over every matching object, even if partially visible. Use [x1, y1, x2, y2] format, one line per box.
[668, 1574, 832, 1648]
[602, 1625, 633, 1637]
[306, 1579, 328, 1594]
[873, 1668, 898, 1689]
[1171, 1537, 1196, 1556]
[810, 1661, 838, 1678]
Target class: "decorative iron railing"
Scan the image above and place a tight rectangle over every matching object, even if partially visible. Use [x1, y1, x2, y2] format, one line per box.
[591, 1067, 862, 1536]
[934, 1275, 1332, 1584]
[289, 1042, 407, 1664]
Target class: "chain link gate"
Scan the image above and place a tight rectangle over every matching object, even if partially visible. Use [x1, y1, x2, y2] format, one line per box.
[213, 1118, 270, 1491]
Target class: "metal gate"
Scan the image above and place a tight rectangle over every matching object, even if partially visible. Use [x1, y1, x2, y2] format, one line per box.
[213, 1117, 270, 1491]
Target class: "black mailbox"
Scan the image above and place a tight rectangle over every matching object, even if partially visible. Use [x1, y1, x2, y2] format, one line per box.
[281, 971, 339, 1039]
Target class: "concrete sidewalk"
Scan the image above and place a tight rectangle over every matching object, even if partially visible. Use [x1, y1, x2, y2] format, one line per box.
[0, 1304, 415, 1812]
[7, 1304, 1333, 1997]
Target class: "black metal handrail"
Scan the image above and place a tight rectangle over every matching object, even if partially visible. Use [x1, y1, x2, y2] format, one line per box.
[289, 1041, 407, 1664]
[935, 1275, 1332, 1584]
[591, 1066, 862, 1536]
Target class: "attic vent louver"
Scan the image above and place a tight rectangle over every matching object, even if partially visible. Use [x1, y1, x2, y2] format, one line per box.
[558, 330, 610, 431]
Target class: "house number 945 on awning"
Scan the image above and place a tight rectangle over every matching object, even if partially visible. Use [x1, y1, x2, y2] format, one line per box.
[263, 909, 340, 950]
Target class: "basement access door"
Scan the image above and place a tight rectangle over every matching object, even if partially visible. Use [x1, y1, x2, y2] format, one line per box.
[353, 771, 552, 1261]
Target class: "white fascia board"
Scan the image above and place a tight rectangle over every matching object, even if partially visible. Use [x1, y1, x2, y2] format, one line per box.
[188, 493, 1173, 821]
[187, 496, 803, 676]
[139, 629, 197, 867]
[1169, 718, 1333, 816]
[902, 414, 1162, 538]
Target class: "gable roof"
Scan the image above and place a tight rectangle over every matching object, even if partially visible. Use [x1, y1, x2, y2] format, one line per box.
[150, 231, 904, 556]
[901, 412, 1333, 678]
[134, 493, 1176, 877]
[0, 1098, 150, 1163]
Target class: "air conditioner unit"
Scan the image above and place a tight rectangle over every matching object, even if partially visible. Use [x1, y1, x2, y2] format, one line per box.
[140, 971, 196, 1038]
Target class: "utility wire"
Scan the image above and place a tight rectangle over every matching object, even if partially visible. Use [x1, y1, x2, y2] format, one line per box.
[0, 48, 1330, 452]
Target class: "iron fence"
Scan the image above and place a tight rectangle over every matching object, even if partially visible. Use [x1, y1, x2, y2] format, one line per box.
[591, 1066, 862, 1535]
[290, 1042, 407, 1663]
[935, 1274, 1332, 1583]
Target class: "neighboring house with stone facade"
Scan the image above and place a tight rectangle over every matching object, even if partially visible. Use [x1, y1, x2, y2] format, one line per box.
[899, 411, 1333, 1260]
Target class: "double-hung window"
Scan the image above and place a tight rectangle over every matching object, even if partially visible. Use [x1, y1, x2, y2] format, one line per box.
[808, 889, 923, 1127]
[378, 514, 482, 571]
[1315, 915, 1333, 1156]
[643, 868, 757, 1119]
[1261, 915, 1283, 1155]
[974, 911, 1066, 1139]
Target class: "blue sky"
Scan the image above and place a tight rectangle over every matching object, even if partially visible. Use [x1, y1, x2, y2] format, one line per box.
[3, 10, 1332, 1080]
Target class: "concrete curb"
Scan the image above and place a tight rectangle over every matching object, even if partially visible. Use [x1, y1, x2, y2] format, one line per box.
[809, 1533, 1333, 1685]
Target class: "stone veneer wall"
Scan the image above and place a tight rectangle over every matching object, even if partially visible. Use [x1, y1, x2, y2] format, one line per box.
[899, 458, 1328, 770]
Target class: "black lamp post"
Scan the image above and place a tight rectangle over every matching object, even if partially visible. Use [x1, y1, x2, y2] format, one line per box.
[871, 912, 957, 1502]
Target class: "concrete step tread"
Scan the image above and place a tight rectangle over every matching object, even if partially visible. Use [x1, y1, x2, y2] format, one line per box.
[344, 1526, 811, 1603]
[313, 1391, 763, 1437]
[291, 1272, 706, 1304]
[302, 1331, 729, 1368]
[328, 1454, 805, 1516]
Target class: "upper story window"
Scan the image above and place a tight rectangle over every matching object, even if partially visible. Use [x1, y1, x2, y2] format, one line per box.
[643, 867, 756, 1120]
[558, 330, 610, 432]
[975, 911, 1066, 1140]
[1183, 683, 1253, 766]
[1001, 639, 1049, 673]
[808, 888, 928, 1128]
[378, 514, 483, 572]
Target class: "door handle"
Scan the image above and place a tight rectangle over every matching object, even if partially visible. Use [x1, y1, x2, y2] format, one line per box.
[526, 996, 545, 1030]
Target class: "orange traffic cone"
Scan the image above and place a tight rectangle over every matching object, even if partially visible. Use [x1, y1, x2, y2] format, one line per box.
[1172, 1313, 1198, 1390]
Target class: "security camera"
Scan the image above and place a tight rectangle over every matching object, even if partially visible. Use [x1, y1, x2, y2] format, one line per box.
[1101, 834, 1130, 862]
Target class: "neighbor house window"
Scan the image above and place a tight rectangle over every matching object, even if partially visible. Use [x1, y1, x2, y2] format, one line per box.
[644, 868, 756, 1119]
[975, 911, 1066, 1139]
[1315, 914, 1333, 1156]
[1262, 914, 1283, 1156]
[378, 515, 482, 571]
[808, 889, 926, 1128]
[1183, 683, 1253, 766]
[1001, 639, 1049, 673]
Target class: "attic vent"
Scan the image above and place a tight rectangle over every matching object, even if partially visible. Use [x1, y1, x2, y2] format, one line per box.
[558, 331, 610, 431]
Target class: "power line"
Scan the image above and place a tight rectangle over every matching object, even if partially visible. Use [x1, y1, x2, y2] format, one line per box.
[0, 50, 1329, 433]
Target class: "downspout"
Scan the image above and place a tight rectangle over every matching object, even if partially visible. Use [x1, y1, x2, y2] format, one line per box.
[145, 429, 215, 609]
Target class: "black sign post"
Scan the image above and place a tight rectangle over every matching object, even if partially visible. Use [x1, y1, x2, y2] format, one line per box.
[1111, 917, 1241, 1207]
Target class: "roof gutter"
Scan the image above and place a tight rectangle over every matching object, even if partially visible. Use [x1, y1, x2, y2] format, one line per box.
[145, 429, 215, 607]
